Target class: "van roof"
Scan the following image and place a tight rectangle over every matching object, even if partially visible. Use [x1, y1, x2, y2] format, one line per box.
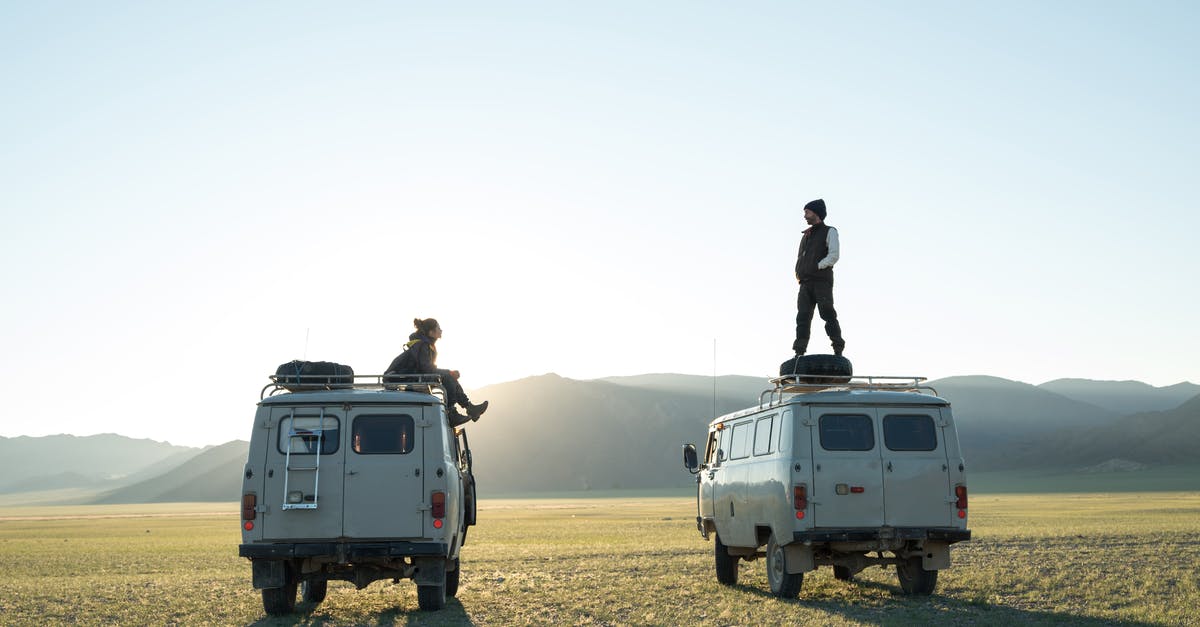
[712, 387, 949, 425]
[260, 388, 442, 406]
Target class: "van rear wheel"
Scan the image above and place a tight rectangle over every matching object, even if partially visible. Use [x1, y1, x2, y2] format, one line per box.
[262, 581, 297, 616]
[766, 535, 803, 598]
[301, 580, 327, 604]
[896, 556, 938, 595]
[714, 533, 738, 585]
[446, 558, 460, 598]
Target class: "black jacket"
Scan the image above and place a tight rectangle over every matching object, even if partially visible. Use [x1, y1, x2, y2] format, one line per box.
[795, 223, 834, 283]
[385, 332, 438, 374]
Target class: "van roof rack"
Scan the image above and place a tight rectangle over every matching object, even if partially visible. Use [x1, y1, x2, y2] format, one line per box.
[262, 373, 448, 400]
[760, 375, 937, 408]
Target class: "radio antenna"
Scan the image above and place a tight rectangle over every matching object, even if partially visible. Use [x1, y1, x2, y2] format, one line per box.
[303, 328, 310, 360]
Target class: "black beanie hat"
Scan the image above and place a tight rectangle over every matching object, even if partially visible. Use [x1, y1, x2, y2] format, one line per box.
[805, 198, 827, 220]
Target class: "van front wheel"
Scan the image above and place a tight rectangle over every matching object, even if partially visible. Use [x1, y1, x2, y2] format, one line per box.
[301, 580, 327, 604]
[766, 535, 803, 598]
[896, 556, 938, 595]
[714, 533, 738, 585]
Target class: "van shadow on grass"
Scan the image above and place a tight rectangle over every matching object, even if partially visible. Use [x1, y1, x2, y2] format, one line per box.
[247, 598, 476, 627]
[732, 579, 1161, 626]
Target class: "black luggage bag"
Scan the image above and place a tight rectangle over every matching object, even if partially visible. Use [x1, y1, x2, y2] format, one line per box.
[275, 360, 354, 391]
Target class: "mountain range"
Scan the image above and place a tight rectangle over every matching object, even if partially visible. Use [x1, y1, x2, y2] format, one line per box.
[1, 374, 1195, 503]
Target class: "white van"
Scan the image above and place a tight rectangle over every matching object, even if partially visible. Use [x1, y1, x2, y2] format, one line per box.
[239, 373, 477, 614]
[683, 375, 970, 597]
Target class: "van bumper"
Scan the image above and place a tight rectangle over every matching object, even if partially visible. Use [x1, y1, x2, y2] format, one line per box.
[239, 541, 449, 560]
[793, 527, 971, 543]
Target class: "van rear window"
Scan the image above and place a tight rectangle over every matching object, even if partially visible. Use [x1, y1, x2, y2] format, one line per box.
[353, 415, 416, 454]
[819, 414, 874, 451]
[278, 415, 340, 455]
[883, 414, 938, 451]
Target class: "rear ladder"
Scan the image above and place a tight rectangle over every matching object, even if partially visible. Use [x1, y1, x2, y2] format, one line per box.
[281, 407, 331, 510]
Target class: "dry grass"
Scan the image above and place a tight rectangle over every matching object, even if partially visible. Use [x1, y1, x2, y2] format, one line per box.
[0, 494, 1197, 625]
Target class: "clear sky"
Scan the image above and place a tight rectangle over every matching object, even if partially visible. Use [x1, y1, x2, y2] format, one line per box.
[2, 2, 1197, 447]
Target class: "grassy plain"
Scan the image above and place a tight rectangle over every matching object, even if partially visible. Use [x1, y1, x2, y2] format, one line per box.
[0, 494, 1197, 626]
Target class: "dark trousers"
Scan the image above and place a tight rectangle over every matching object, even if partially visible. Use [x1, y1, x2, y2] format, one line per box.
[436, 368, 471, 407]
[795, 281, 844, 354]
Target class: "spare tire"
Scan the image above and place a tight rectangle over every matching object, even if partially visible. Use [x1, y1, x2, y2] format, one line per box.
[779, 354, 853, 384]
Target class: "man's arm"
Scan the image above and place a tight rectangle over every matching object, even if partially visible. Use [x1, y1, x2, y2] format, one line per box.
[817, 227, 840, 269]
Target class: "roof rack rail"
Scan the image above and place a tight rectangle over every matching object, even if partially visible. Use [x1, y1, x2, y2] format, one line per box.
[261, 373, 448, 401]
[759, 375, 936, 408]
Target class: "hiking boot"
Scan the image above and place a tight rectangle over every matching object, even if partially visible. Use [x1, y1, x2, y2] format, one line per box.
[466, 400, 489, 421]
[833, 342, 845, 356]
[448, 407, 471, 428]
[792, 339, 806, 355]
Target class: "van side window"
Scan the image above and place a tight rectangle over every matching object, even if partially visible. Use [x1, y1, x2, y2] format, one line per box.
[883, 414, 938, 451]
[819, 414, 874, 451]
[729, 422, 753, 460]
[704, 430, 719, 465]
[278, 415, 340, 455]
[353, 415, 416, 454]
[753, 415, 775, 456]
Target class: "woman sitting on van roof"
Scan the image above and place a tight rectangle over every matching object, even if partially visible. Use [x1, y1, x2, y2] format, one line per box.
[385, 318, 489, 427]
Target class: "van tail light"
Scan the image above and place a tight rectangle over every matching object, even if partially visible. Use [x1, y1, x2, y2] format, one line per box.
[242, 494, 257, 521]
[794, 484, 808, 511]
[955, 484, 968, 510]
[431, 491, 446, 519]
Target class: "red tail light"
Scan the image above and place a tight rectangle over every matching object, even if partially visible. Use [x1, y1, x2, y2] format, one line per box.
[242, 494, 257, 521]
[955, 484, 968, 510]
[794, 484, 808, 510]
[431, 491, 446, 519]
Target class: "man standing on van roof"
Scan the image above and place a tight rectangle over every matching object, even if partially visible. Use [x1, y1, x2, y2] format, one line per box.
[794, 198, 846, 356]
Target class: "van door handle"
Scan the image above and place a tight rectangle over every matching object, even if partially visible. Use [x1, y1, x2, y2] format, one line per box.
[347, 470, 358, 476]
[886, 462, 893, 472]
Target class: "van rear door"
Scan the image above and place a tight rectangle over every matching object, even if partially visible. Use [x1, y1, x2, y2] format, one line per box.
[880, 410, 954, 527]
[809, 409, 884, 527]
[261, 405, 345, 540]
[342, 407, 426, 539]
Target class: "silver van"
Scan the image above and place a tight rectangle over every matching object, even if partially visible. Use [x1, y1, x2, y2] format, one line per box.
[683, 375, 970, 597]
[239, 373, 476, 614]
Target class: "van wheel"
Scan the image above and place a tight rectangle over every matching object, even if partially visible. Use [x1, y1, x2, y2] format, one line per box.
[417, 582, 447, 611]
[779, 354, 852, 383]
[833, 565, 854, 581]
[446, 558, 460, 598]
[714, 533, 739, 585]
[766, 535, 803, 598]
[896, 557, 938, 595]
[262, 581, 297, 615]
[301, 580, 327, 604]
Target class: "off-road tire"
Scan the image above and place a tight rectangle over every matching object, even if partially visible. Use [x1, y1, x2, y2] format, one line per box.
[714, 533, 739, 585]
[301, 580, 327, 604]
[262, 581, 297, 616]
[417, 582, 447, 611]
[446, 558, 460, 598]
[766, 535, 803, 598]
[833, 565, 854, 581]
[896, 556, 938, 595]
[779, 354, 853, 384]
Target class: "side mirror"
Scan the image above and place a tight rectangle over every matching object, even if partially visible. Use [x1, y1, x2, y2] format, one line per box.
[682, 443, 698, 474]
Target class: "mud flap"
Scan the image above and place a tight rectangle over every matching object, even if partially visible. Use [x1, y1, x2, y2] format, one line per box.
[784, 543, 815, 574]
[921, 541, 951, 570]
[252, 560, 288, 589]
[413, 557, 447, 586]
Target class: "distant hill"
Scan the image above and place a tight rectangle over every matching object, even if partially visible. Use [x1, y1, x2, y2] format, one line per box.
[1038, 378, 1200, 415]
[91, 440, 249, 504]
[1000, 394, 1200, 468]
[927, 375, 1119, 469]
[465, 373, 765, 493]
[7, 373, 1198, 502]
[0, 434, 196, 493]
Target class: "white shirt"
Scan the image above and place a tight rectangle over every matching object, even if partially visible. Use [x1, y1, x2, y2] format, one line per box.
[817, 226, 840, 270]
